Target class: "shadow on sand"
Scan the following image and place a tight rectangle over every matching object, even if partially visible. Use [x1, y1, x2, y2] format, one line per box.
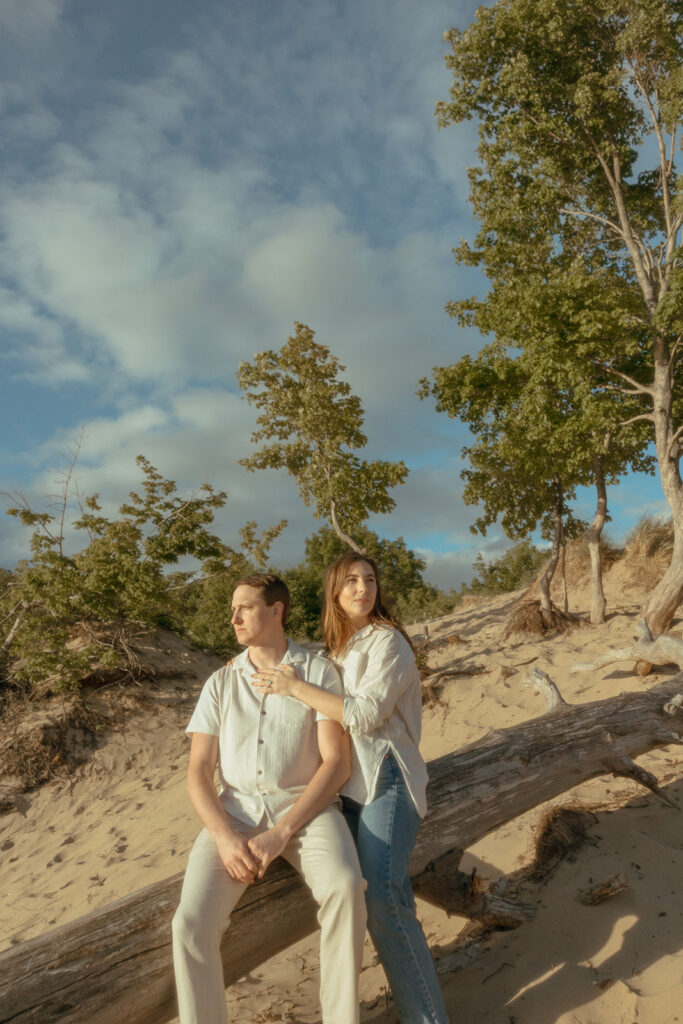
[358, 771, 683, 1024]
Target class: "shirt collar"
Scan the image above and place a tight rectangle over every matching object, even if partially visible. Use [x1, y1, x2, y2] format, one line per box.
[340, 623, 376, 653]
[351, 623, 376, 642]
[233, 637, 306, 672]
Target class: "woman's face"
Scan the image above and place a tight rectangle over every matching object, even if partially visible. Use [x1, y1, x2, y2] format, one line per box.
[337, 560, 378, 631]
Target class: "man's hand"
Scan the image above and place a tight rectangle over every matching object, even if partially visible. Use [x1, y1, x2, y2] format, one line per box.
[215, 830, 259, 884]
[247, 824, 290, 878]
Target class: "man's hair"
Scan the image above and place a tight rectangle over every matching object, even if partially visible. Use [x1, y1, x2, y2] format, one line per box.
[234, 573, 291, 627]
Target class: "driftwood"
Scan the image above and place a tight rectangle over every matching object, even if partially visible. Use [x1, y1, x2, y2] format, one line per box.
[1, 672, 682, 1024]
[571, 618, 683, 674]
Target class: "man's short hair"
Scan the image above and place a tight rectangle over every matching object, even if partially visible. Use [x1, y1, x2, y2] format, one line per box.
[234, 573, 291, 627]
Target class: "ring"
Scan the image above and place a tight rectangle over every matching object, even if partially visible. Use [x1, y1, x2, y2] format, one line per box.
[267, 680, 273, 687]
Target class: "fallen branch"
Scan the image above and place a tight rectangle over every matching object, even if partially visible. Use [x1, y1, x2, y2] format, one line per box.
[1, 672, 682, 1024]
[571, 618, 683, 673]
[577, 872, 628, 905]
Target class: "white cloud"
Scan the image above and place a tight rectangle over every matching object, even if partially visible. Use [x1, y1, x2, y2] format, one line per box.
[419, 548, 476, 590]
[0, 0, 667, 588]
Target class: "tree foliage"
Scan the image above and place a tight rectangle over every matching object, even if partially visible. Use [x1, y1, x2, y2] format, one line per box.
[433, 0, 682, 629]
[467, 540, 550, 596]
[284, 526, 456, 641]
[1, 456, 255, 691]
[237, 323, 408, 551]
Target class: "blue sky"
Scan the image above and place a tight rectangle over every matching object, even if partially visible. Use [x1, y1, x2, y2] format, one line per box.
[0, 0, 669, 588]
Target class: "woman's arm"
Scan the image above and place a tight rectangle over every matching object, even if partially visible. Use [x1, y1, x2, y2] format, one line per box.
[339, 630, 416, 734]
[251, 665, 345, 722]
[252, 629, 418, 735]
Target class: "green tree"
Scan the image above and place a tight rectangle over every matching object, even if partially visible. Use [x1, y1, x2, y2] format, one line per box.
[237, 323, 408, 553]
[2, 455, 229, 691]
[170, 520, 287, 656]
[420, 293, 654, 621]
[437, 0, 682, 632]
[284, 526, 455, 641]
[469, 540, 550, 595]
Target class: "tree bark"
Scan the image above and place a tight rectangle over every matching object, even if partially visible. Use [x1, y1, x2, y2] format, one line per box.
[587, 454, 608, 624]
[329, 499, 366, 554]
[643, 336, 683, 634]
[1, 673, 682, 1024]
[539, 474, 564, 619]
[644, 514, 683, 635]
[559, 540, 568, 614]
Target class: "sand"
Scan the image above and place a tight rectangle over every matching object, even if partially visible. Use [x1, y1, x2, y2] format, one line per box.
[1, 566, 681, 1024]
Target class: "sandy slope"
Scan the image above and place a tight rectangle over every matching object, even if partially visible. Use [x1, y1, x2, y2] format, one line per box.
[1, 571, 681, 1024]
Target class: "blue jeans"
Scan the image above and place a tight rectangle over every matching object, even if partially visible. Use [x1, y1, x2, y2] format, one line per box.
[342, 751, 449, 1024]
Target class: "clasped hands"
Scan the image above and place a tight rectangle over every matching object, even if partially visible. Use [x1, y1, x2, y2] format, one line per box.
[219, 824, 289, 884]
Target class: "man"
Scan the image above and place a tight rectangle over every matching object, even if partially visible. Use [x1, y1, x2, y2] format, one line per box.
[172, 573, 366, 1024]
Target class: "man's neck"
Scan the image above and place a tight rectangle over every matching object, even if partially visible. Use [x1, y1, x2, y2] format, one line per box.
[247, 635, 289, 672]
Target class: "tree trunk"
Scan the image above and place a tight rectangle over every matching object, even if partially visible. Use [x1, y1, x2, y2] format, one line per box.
[1, 672, 681, 1024]
[643, 337, 683, 633]
[539, 474, 564, 619]
[559, 541, 568, 613]
[329, 499, 366, 554]
[587, 454, 608, 624]
[644, 520, 683, 635]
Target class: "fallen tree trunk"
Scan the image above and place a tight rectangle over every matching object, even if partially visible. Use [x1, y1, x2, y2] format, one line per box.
[1, 672, 682, 1024]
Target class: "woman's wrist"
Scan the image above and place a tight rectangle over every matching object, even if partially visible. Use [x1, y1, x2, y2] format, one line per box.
[290, 677, 308, 702]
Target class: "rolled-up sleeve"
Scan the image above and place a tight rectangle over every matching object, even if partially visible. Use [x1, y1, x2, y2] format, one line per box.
[311, 658, 343, 721]
[341, 631, 413, 735]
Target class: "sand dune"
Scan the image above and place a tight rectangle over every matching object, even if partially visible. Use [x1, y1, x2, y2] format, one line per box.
[1, 567, 681, 1023]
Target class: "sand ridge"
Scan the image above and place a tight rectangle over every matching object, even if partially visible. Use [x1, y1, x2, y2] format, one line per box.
[1, 574, 681, 1023]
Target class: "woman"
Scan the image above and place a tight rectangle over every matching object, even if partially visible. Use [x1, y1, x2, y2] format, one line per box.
[252, 552, 448, 1024]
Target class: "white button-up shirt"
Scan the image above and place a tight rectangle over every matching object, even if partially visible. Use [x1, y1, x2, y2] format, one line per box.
[334, 625, 428, 817]
[186, 640, 342, 827]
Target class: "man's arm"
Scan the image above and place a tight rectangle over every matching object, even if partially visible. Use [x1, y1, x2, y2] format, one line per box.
[247, 720, 351, 878]
[187, 732, 258, 884]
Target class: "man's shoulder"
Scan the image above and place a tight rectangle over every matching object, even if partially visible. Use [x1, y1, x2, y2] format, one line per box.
[286, 638, 323, 660]
[204, 654, 247, 689]
[286, 639, 340, 685]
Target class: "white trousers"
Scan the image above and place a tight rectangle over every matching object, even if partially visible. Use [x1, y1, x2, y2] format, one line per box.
[172, 805, 366, 1024]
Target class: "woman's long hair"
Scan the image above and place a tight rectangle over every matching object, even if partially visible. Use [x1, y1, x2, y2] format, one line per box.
[322, 552, 412, 656]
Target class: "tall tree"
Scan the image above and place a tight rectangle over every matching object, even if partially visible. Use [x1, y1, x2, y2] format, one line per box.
[421, 267, 654, 623]
[437, 0, 682, 632]
[422, 345, 605, 620]
[237, 323, 408, 553]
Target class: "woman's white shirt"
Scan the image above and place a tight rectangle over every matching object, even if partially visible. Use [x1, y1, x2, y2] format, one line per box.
[333, 624, 428, 817]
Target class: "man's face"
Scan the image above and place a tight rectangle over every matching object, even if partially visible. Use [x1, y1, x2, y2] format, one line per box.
[231, 585, 283, 647]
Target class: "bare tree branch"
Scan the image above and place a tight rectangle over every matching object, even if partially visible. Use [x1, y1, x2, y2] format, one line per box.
[591, 360, 654, 396]
[620, 413, 655, 427]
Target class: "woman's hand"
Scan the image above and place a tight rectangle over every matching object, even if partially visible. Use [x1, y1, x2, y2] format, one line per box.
[251, 663, 302, 698]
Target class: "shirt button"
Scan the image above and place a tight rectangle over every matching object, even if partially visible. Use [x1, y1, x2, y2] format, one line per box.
[261, 710, 266, 716]
[258, 739, 264, 744]
[257, 770, 263, 775]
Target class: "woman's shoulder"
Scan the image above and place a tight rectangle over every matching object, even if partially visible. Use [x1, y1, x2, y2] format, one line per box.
[365, 623, 412, 656]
